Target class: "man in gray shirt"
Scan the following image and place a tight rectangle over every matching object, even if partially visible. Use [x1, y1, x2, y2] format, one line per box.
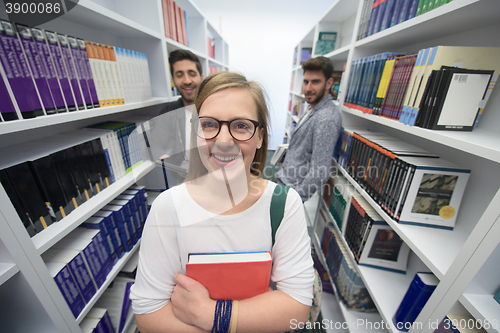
[277, 56, 342, 201]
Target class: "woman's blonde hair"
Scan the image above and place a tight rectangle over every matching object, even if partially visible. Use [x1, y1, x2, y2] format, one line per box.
[185, 71, 270, 181]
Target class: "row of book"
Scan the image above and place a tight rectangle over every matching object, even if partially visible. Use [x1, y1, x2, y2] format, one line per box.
[319, 210, 377, 312]
[343, 46, 500, 131]
[289, 100, 306, 118]
[161, 0, 189, 47]
[0, 20, 152, 122]
[45, 184, 147, 319]
[0, 120, 145, 238]
[357, 0, 454, 41]
[337, 128, 470, 230]
[324, 175, 411, 273]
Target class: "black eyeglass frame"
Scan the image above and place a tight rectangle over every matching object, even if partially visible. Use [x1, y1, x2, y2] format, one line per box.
[191, 117, 261, 141]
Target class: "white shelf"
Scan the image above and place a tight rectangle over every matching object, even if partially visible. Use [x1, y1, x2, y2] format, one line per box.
[311, 229, 388, 333]
[318, 199, 430, 333]
[0, 98, 169, 136]
[290, 91, 305, 99]
[323, 45, 351, 62]
[341, 107, 500, 163]
[0, 262, 19, 286]
[460, 294, 500, 333]
[355, 0, 500, 50]
[76, 240, 141, 323]
[32, 161, 155, 254]
[332, 158, 461, 279]
[54, 0, 162, 39]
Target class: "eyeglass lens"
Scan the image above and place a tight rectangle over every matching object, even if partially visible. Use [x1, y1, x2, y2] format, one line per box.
[197, 118, 257, 141]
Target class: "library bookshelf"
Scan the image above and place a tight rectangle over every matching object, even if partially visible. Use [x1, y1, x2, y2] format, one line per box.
[0, 0, 228, 332]
[290, 0, 500, 332]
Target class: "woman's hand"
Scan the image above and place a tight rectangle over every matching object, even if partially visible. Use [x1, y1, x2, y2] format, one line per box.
[171, 273, 216, 331]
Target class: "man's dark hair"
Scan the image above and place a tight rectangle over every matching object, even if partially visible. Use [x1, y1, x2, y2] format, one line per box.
[302, 56, 334, 81]
[169, 49, 203, 76]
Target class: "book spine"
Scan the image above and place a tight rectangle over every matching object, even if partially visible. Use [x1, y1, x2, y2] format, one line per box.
[57, 33, 85, 110]
[67, 253, 97, 303]
[31, 28, 67, 113]
[45, 31, 77, 111]
[0, 58, 20, 121]
[67, 36, 93, 109]
[54, 265, 86, 318]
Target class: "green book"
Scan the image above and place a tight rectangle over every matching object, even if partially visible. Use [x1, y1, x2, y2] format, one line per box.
[314, 32, 337, 56]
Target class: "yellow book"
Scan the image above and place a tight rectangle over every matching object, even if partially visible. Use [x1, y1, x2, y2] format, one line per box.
[373, 58, 396, 115]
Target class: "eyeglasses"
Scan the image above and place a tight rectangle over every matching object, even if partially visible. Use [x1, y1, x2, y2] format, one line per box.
[192, 117, 261, 141]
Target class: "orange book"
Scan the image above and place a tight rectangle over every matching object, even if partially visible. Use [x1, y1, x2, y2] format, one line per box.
[186, 251, 272, 300]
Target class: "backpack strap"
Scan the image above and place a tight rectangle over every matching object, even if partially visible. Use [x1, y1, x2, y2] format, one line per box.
[270, 184, 290, 247]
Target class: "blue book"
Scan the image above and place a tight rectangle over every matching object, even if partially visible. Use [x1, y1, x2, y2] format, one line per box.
[94, 210, 125, 259]
[380, 0, 396, 31]
[390, 0, 406, 27]
[373, 0, 389, 35]
[400, 49, 424, 124]
[397, 0, 412, 24]
[406, 0, 421, 21]
[46, 261, 86, 318]
[366, 0, 380, 37]
[43, 248, 97, 304]
[393, 272, 439, 331]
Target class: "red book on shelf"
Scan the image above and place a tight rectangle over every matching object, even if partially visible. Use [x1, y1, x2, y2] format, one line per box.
[165, 0, 172, 38]
[186, 251, 272, 300]
[168, 0, 177, 42]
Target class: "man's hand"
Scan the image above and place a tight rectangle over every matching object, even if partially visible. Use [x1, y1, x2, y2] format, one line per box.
[171, 273, 216, 331]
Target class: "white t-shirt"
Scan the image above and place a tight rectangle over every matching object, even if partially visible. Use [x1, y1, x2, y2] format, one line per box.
[130, 181, 314, 315]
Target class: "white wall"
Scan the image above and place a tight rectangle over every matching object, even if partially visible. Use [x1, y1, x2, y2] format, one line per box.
[191, 0, 334, 150]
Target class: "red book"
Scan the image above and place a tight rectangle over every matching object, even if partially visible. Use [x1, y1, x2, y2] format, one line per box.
[186, 251, 272, 300]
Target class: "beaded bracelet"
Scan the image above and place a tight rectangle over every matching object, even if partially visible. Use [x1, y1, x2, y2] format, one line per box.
[211, 299, 233, 333]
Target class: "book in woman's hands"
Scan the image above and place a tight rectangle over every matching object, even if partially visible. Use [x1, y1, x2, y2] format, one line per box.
[186, 251, 272, 300]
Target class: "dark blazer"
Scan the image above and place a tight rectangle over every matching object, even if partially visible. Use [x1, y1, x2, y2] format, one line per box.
[277, 95, 342, 201]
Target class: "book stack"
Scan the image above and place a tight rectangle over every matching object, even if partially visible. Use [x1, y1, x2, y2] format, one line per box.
[0, 122, 147, 237]
[95, 276, 135, 333]
[344, 52, 417, 118]
[86, 120, 146, 175]
[357, 0, 453, 41]
[320, 210, 377, 312]
[161, 0, 189, 46]
[338, 129, 471, 230]
[345, 46, 500, 130]
[0, 20, 152, 122]
[344, 52, 408, 115]
[80, 307, 115, 333]
[343, 194, 410, 273]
